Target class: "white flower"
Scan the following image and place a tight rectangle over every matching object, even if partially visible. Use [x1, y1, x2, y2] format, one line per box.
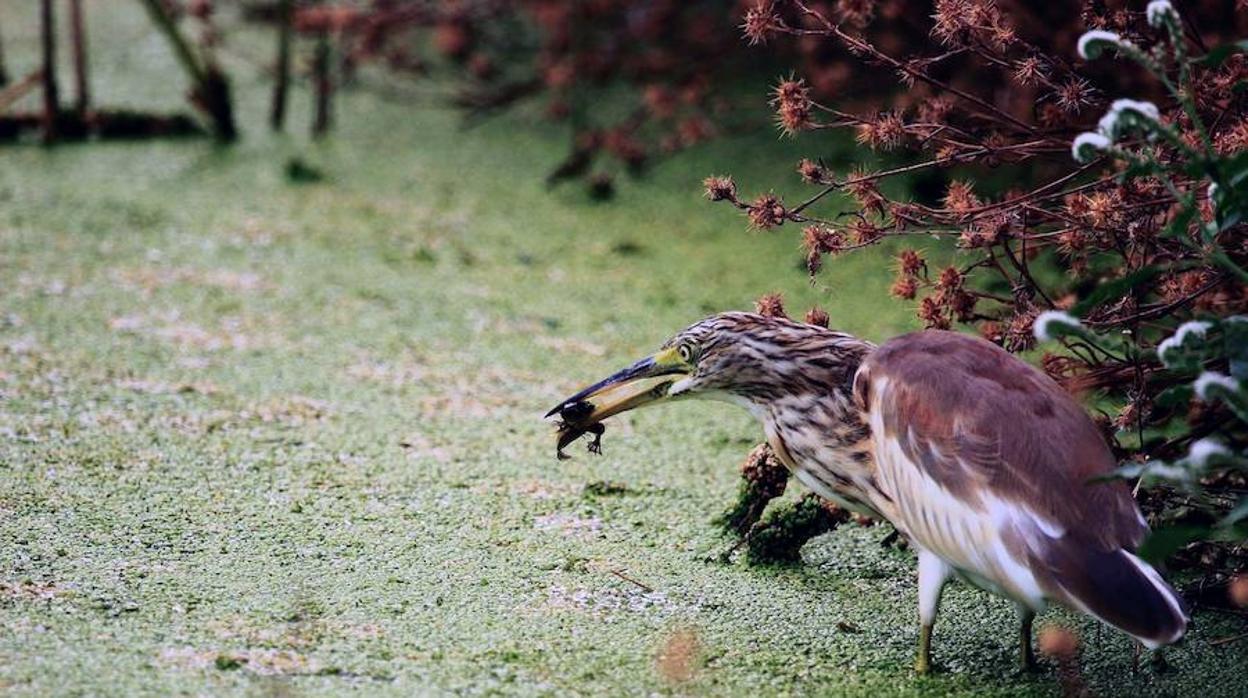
[1033, 310, 1083, 342]
[1194, 371, 1239, 401]
[1071, 132, 1111, 163]
[1208, 182, 1220, 211]
[1156, 320, 1212, 366]
[1185, 438, 1230, 468]
[1097, 98, 1161, 140]
[1146, 0, 1178, 29]
[1144, 461, 1195, 482]
[1077, 30, 1127, 60]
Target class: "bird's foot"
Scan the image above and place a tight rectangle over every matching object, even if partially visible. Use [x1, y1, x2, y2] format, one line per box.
[585, 423, 604, 455]
[915, 623, 935, 675]
[914, 655, 933, 676]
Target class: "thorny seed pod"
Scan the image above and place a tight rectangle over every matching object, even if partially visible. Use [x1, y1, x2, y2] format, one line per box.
[891, 275, 919, 300]
[772, 79, 814, 135]
[703, 176, 737, 202]
[804, 307, 830, 327]
[943, 181, 981, 214]
[742, 2, 781, 46]
[797, 159, 826, 184]
[747, 193, 786, 230]
[755, 293, 788, 318]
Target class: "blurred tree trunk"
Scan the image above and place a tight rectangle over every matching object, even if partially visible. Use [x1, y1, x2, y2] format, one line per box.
[269, 0, 292, 131]
[40, 0, 59, 143]
[135, 0, 236, 141]
[311, 33, 332, 138]
[67, 0, 89, 114]
[0, 11, 10, 87]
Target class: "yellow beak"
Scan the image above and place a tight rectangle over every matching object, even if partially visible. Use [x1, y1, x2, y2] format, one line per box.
[545, 347, 689, 427]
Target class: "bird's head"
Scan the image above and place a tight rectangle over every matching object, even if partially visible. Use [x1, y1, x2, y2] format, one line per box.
[546, 311, 870, 432]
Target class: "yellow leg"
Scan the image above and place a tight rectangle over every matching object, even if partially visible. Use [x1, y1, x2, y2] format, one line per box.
[916, 623, 934, 675]
[915, 550, 949, 676]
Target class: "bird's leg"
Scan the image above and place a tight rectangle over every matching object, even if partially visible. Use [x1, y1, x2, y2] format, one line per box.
[915, 549, 951, 675]
[916, 624, 934, 676]
[1018, 607, 1038, 673]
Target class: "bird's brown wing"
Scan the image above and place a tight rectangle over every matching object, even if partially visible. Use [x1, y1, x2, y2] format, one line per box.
[852, 331, 1188, 644]
[853, 330, 1146, 553]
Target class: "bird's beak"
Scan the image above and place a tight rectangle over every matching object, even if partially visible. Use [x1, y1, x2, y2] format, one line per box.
[545, 347, 690, 427]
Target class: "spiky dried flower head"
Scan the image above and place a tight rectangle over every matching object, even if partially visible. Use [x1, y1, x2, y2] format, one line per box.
[932, 0, 1013, 48]
[1005, 308, 1039, 352]
[891, 275, 919, 300]
[943, 180, 981, 214]
[747, 193, 787, 230]
[742, 2, 781, 46]
[1057, 228, 1091, 256]
[755, 292, 788, 318]
[980, 321, 1003, 343]
[935, 266, 964, 292]
[1013, 56, 1046, 86]
[1214, 117, 1248, 155]
[848, 218, 883, 245]
[703, 175, 737, 202]
[960, 213, 1010, 248]
[803, 225, 843, 275]
[917, 296, 950, 329]
[772, 79, 814, 135]
[846, 172, 885, 214]
[855, 112, 906, 151]
[1085, 191, 1123, 227]
[1038, 626, 1079, 659]
[797, 159, 826, 184]
[897, 249, 925, 277]
[803, 225, 841, 255]
[949, 290, 976, 321]
[1056, 77, 1094, 114]
[804, 306, 830, 327]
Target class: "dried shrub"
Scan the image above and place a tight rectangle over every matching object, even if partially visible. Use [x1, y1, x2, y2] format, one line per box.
[708, 1, 1248, 583]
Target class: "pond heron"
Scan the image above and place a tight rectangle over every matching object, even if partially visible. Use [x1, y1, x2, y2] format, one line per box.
[547, 312, 1187, 673]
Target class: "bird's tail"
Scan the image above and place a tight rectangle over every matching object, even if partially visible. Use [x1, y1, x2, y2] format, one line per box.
[1042, 543, 1188, 648]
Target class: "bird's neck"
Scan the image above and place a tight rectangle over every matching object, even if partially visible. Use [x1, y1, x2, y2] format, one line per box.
[747, 337, 880, 515]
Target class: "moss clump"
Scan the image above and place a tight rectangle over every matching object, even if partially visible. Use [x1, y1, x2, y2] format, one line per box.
[715, 443, 790, 535]
[745, 493, 851, 565]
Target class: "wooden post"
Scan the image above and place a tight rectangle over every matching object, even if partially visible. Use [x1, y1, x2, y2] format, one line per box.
[134, 0, 236, 141]
[68, 0, 89, 113]
[269, 0, 292, 131]
[311, 32, 332, 138]
[40, 0, 59, 143]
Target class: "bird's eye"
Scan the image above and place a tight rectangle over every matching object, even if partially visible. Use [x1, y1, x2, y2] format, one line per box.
[677, 344, 696, 362]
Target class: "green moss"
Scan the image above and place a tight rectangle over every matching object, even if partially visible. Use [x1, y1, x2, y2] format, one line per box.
[745, 494, 848, 565]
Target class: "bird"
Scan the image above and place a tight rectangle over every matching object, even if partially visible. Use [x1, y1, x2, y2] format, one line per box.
[546, 311, 1188, 674]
